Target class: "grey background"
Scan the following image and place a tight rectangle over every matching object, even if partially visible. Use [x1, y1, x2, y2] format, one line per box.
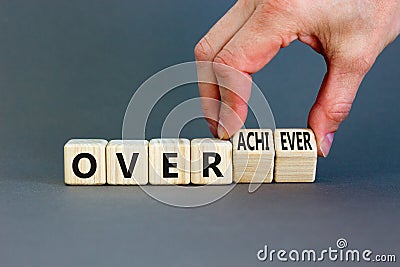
[0, 1, 399, 266]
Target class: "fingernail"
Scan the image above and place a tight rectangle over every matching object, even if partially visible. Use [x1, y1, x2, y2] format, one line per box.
[207, 123, 218, 137]
[217, 121, 229, 139]
[320, 132, 335, 157]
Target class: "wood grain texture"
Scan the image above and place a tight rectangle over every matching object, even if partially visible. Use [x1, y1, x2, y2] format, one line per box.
[149, 139, 190, 185]
[274, 129, 317, 182]
[106, 140, 148, 185]
[64, 139, 107, 185]
[232, 129, 274, 183]
[191, 138, 232, 185]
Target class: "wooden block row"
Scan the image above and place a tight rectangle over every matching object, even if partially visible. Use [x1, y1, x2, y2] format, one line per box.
[64, 129, 317, 185]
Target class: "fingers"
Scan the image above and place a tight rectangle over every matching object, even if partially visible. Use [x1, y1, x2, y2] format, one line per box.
[195, 0, 256, 57]
[213, 6, 298, 138]
[308, 58, 372, 157]
[194, 0, 256, 136]
[213, 63, 253, 139]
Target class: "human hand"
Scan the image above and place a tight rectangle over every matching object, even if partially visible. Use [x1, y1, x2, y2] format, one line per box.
[194, 0, 400, 156]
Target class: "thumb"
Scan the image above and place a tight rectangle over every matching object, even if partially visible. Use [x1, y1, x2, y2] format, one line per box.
[308, 60, 371, 157]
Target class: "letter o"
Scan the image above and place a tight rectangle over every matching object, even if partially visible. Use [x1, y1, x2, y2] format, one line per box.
[72, 153, 97, 178]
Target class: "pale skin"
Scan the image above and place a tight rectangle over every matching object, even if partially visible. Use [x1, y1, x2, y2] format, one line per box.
[194, 0, 400, 156]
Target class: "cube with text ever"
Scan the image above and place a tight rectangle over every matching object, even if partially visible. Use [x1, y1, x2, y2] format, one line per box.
[191, 138, 232, 185]
[149, 139, 190, 185]
[64, 139, 107, 185]
[274, 129, 317, 182]
[232, 129, 274, 183]
[106, 140, 148, 185]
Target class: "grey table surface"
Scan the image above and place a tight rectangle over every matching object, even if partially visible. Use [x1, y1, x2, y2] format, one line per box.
[0, 1, 399, 266]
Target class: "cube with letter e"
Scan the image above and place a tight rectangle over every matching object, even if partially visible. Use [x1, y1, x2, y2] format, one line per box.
[274, 129, 317, 182]
[149, 139, 190, 185]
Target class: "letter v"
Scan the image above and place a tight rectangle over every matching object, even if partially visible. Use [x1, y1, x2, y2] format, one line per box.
[116, 153, 139, 178]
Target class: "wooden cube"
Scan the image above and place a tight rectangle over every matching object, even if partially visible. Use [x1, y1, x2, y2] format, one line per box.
[64, 139, 107, 185]
[149, 139, 190, 185]
[106, 140, 148, 185]
[232, 129, 274, 183]
[191, 138, 232, 185]
[274, 129, 317, 182]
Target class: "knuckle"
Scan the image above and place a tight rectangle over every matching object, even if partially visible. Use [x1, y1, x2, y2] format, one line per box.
[324, 101, 352, 123]
[194, 37, 214, 61]
[354, 56, 374, 74]
[257, 0, 297, 17]
[334, 51, 375, 76]
[346, 57, 373, 75]
[238, 0, 252, 6]
[213, 48, 234, 66]
[213, 49, 237, 76]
